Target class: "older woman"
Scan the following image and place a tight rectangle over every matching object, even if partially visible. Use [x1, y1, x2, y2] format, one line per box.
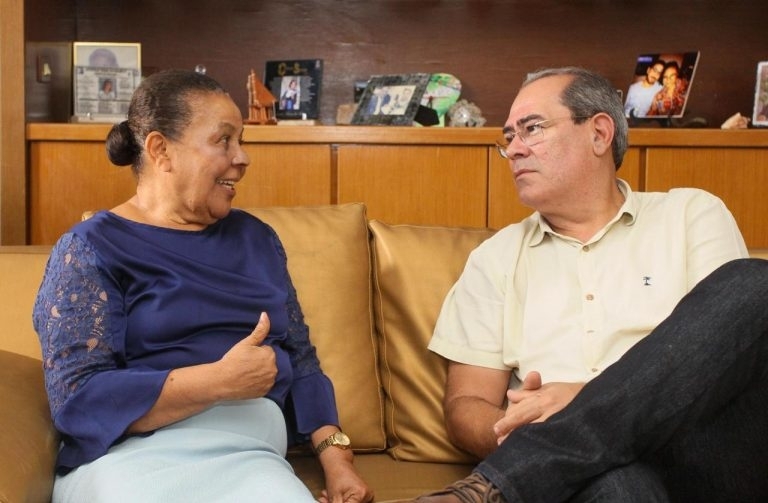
[34, 69, 372, 503]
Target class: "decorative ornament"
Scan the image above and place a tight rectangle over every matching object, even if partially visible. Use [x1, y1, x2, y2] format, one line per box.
[447, 99, 486, 127]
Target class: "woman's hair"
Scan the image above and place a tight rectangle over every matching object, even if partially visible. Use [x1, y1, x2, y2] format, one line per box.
[106, 69, 227, 175]
[522, 67, 628, 170]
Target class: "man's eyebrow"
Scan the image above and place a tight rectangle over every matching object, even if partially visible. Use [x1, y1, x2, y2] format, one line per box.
[516, 114, 544, 127]
[502, 114, 545, 134]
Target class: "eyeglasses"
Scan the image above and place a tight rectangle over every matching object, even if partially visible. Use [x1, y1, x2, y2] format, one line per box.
[495, 116, 591, 159]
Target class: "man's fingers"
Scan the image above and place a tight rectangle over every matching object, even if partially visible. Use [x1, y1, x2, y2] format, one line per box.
[521, 370, 542, 390]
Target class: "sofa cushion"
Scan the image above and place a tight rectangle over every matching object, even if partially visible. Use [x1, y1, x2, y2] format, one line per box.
[246, 204, 385, 452]
[0, 246, 52, 359]
[370, 220, 494, 463]
[0, 350, 59, 503]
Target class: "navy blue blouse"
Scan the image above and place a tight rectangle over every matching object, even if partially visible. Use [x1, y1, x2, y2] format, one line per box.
[33, 209, 338, 471]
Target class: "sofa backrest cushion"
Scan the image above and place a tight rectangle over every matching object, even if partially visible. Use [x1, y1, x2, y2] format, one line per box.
[369, 220, 494, 463]
[246, 204, 385, 452]
[0, 246, 52, 359]
[0, 350, 58, 503]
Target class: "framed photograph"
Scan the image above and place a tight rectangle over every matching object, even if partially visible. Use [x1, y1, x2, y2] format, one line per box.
[351, 73, 431, 126]
[752, 61, 768, 127]
[623, 51, 700, 119]
[72, 42, 141, 123]
[264, 59, 323, 121]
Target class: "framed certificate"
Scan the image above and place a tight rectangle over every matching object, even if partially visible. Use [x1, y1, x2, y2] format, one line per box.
[72, 42, 141, 123]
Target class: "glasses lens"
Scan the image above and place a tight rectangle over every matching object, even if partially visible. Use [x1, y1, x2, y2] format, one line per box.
[495, 141, 510, 159]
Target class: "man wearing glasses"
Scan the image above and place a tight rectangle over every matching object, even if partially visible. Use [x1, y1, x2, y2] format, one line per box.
[416, 67, 768, 502]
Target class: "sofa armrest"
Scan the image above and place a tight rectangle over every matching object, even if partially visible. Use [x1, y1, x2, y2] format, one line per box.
[0, 350, 58, 503]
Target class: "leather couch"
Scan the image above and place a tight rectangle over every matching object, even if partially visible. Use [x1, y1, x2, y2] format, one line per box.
[1, 203, 488, 503]
[3, 203, 766, 503]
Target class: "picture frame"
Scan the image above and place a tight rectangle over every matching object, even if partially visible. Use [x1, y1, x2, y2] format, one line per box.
[623, 51, 700, 120]
[264, 59, 323, 121]
[351, 73, 430, 126]
[752, 61, 768, 127]
[71, 42, 141, 123]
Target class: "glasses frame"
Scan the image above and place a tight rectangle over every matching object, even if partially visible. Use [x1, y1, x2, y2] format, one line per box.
[495, 115, 592, 159]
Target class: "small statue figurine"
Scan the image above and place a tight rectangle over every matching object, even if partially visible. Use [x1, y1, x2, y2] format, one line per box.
[447, 99, 486, 127]
[245, 69, 278, 125]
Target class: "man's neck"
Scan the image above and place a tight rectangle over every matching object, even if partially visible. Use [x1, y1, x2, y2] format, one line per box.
[542, 183, 626, 243]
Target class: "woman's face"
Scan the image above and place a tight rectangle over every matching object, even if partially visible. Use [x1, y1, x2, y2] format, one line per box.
[164, 92, 250, 226]
[662, 67, 678, 90]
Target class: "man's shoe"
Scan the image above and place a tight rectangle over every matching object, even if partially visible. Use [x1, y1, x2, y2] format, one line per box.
[414, 472, 505, 502]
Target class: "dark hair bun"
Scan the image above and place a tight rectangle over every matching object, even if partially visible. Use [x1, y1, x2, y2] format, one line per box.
[105, 121, 140, 166]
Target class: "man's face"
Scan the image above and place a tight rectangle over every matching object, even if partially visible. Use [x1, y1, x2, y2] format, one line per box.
[501, 75, 594, 210]
[646, 64, 663, 84]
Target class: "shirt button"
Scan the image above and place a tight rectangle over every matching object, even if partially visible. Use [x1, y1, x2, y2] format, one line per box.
[585, 293, 594, 301]
[591, 367, 599, 373]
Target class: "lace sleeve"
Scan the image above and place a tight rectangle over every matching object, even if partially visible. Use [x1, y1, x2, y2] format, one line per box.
[267, 229, 322, 378]
[33, 233, 119, 418]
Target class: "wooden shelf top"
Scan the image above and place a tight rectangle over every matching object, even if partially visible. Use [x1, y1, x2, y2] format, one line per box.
[26, 123, 768, 147]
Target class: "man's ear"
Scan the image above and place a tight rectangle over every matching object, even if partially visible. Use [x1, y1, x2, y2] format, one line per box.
[590, 113, 614, 158]
[145, 131, 171, 171]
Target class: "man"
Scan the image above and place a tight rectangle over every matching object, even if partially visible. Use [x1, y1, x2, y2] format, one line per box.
[623, 59, 664, 117]
[416, 67, 768, 502]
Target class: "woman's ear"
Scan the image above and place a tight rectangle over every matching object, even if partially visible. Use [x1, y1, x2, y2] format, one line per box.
[590, 113, 614, 158]
[145, 132, 171, 171]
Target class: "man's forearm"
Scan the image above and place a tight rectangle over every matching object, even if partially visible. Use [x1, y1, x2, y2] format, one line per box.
[444, 395, 506, 459]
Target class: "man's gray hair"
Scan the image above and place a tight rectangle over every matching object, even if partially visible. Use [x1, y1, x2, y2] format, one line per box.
[523, 67, 628, 170]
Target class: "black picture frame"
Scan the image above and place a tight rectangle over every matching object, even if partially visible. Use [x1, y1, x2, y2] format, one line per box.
[351, 73, 430, 126]
[623, 51, 700, 121]
[264, 59, 323, 121]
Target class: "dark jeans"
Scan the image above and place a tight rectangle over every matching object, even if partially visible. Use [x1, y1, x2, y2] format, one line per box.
[477, 258, 768, 503]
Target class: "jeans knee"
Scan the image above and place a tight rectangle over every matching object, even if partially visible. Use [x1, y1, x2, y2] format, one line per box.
[571, 463, 669, 503]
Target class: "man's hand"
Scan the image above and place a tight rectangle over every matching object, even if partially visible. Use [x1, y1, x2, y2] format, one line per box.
[217, 312, 277, 400]
[494, 371, 584, 444]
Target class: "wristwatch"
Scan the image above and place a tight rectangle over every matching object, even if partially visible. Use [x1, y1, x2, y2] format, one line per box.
[314, 431, 351, 454]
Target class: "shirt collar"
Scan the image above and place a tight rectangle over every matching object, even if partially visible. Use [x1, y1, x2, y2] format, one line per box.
[529, 178, 637, 247]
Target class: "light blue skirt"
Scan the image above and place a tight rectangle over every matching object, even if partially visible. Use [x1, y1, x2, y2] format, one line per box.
[53, 398, 316, 503]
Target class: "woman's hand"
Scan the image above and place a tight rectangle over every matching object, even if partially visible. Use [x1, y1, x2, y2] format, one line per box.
[217, 312, 277, 400]
[311, 426, 373, 503]
[316, 451, 373, 503]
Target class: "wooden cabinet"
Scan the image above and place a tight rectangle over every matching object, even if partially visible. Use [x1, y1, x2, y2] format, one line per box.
[25, 124, 768, 248]
[337, 145, 488, 228]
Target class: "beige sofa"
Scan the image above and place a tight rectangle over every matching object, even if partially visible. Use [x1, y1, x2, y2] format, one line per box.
[3, 203, 766, 503]
[1, 203, 490, 503]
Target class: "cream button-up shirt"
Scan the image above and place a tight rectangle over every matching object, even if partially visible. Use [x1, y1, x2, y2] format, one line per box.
[429, 180, 748, 383]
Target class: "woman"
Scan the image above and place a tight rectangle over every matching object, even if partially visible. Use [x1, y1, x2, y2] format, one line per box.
[646, 61, 687, 117]
[33, 69, 373, 503]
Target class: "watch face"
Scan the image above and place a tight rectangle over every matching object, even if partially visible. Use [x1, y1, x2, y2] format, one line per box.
[333, 431, 351, 447]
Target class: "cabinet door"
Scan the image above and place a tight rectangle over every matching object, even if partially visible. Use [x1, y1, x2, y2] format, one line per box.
[29, 141, 136, 245]
[238, 144, 332, 208]
[645, 148, 768, 249]
[337, 145, 488, 228]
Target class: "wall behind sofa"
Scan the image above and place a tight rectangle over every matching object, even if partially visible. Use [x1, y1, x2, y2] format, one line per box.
[24, 0, 766, 127]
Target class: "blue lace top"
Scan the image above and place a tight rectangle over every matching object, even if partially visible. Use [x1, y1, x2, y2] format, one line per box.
[33, 209, 338, 472]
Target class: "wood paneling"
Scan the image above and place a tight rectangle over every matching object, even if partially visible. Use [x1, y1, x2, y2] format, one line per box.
[238, 145, 332, 208]
[0, 0, 26, 244]
[645, 148, 768, 249]
[29, 140, 136, 244]
[26, 124, 768, 249]
[337, 145, 488, 228]
[22, 0, 766, 130]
